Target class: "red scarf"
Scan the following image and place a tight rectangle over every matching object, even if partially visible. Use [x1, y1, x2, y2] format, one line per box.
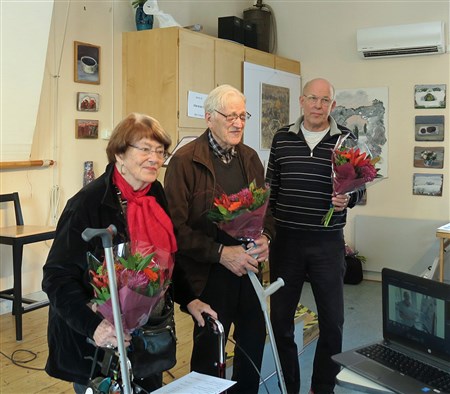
[112, 166, 177, 253]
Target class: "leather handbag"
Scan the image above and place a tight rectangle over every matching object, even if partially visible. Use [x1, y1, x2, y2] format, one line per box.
[129, 293, 177, 378]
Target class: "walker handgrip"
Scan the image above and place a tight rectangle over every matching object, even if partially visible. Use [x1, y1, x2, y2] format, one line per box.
[81, 225, 117, 248]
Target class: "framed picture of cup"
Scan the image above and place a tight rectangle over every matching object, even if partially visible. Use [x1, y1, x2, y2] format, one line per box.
[74, 41, 100, 84]
[76, 119, 99, 139]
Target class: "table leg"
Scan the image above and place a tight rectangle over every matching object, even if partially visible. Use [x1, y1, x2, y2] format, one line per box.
[12, 243, 24, 341]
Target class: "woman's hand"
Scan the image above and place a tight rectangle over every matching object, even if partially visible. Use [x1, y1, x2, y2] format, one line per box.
[186, 299, 218, 327]
[93, 319, 132, 348]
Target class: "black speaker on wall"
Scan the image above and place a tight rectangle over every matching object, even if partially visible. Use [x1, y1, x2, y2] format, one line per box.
[218, 16, 244, 44]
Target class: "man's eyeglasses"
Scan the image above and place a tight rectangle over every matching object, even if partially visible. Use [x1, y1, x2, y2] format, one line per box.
[214, 109, 251, 123]
[303, 95, 333, 107]
[128, 144, 170, 160]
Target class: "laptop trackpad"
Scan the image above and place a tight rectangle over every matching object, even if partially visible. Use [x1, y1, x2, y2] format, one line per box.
[356, 360, 393, 379]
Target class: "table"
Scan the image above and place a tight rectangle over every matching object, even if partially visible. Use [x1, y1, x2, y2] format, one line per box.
[436, 229, 450, 282]
[0, 225, 55, 340]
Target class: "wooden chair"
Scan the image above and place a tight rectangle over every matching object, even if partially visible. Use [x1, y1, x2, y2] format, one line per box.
[0, 192, 55, 341]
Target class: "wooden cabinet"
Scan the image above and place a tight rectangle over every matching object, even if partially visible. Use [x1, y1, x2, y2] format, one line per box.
[123, 27, 300, 146]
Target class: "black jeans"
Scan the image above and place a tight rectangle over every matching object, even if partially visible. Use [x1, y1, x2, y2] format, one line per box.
[269, 228, 345, 394]
[191, 263, 266, 394]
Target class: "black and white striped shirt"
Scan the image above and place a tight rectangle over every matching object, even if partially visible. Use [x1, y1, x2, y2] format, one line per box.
[266, 116, 365, 231]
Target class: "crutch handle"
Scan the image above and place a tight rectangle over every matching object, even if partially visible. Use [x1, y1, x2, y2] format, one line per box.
[264, 277, 285, 297]
[82, 225, 117, 248]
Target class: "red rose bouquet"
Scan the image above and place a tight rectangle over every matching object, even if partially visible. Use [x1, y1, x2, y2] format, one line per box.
[322, 138, 382, 227]
[88, 242, 173, 333]
[207, 180, 270, 242]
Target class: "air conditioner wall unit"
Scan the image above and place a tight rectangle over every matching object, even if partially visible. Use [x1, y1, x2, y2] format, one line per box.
[357, 21, 446, 59]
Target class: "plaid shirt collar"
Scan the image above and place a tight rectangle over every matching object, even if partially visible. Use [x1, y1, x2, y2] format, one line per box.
[207, 130, 237, 164]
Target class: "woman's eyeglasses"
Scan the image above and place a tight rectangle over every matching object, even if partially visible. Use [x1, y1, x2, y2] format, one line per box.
[128, 144, 170, 160]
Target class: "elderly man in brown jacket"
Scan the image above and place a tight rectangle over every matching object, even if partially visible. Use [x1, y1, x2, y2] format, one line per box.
[165, 84, 274, 394]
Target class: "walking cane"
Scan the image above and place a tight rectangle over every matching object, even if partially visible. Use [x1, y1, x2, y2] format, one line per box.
[82, 225, 133, 394]
[247, 269, 288, 394]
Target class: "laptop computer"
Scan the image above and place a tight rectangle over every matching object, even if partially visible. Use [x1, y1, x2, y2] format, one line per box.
[332, 268, 450, 394]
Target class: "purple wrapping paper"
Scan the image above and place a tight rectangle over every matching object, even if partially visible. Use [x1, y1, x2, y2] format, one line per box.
[217, 200, 269, 240]
[97, 286, 164, 333]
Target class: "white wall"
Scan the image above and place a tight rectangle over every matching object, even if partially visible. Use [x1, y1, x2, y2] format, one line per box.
[1, 1, 449, 312]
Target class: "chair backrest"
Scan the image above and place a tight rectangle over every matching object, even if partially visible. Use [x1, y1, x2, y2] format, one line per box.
[0, 192, 24, 225]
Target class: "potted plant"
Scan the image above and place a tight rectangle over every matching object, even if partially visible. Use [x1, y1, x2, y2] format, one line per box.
[131, 0, 153, 31]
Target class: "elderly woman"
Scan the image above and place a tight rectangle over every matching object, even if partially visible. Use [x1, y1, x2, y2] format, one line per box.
[42, 113, 188, 393]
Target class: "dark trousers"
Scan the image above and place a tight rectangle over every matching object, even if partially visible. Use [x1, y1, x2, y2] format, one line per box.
[191, 264, 266, 394]
[269, 228, 345, 394]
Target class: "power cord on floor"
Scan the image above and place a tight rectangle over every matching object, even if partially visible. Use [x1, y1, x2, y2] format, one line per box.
[227, 337, 271, 394]
[0, 349, 45, 371]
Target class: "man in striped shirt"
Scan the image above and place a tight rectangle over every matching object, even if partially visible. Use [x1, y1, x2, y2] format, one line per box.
[266, 78, 365, 394]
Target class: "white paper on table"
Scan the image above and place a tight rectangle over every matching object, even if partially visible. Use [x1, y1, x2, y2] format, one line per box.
[151, 371, 236, 393]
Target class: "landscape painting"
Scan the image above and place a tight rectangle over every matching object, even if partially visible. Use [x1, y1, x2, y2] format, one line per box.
[331, 87, 389, 177]
[412, 173, 443, 196]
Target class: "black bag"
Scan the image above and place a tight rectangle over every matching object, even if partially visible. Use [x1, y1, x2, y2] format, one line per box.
[129, 295, 177, 378]
[344, 255, 363, 285]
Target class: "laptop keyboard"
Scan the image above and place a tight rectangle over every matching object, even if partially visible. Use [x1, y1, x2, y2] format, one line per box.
[357, 343, 450, 392]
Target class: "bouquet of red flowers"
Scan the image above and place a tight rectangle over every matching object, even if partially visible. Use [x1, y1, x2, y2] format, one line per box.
[88, 242, 173, 333]
[322, 138, 382, 227]
[207, 180, 270, 241]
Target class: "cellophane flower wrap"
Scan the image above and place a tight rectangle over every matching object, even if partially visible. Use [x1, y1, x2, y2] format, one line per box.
[88, 242, 173, 333]
[207, 180, 270, 241]
[322, 136, 382, 227]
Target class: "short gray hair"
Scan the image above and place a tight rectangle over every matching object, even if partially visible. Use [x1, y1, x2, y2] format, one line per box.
[204, 84, 246, 115]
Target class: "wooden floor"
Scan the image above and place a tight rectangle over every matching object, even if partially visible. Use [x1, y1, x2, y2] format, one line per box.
[0, 300, 318, 393]
[0, 306, 194, 393]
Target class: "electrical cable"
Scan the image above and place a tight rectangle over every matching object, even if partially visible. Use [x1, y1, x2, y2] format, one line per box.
[49, 0, 71, 225]
[195, 322, 272, 394]
[0, 349, 45, 371]
[227, 337, 271, 394]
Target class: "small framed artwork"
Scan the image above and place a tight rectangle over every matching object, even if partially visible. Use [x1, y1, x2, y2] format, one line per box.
[413, 147, 444, 168]
[77, 92, 99, 112]
[74, 41, 100, 84]
[412, 173, 443, 196]
[414, 84, 446, 109]
[76, 119, 99, 139]
[415, 115, 444, 141]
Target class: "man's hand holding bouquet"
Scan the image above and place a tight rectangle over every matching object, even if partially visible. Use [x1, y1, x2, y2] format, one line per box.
[207, 181, 271, 275]
[322, 135, 383, 227]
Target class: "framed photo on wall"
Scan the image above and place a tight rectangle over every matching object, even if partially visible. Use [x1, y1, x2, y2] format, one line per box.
[414, 84, 446, 109]
[76, 119, 99, 139]
[415, 115, 444, 141]
[74, 41, 100, 84]
[413, 146, 444, 169]
[77, 92, 99, 112]
[412, 173, 443, 196]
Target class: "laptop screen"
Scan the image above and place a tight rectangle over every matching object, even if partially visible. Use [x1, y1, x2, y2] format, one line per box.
[382, 268, 450, 363]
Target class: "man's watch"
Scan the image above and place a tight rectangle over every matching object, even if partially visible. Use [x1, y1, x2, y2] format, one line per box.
[262, 232, 272, 246]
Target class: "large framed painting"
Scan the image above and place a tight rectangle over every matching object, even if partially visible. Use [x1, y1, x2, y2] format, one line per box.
[331, 87, 389, 178]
